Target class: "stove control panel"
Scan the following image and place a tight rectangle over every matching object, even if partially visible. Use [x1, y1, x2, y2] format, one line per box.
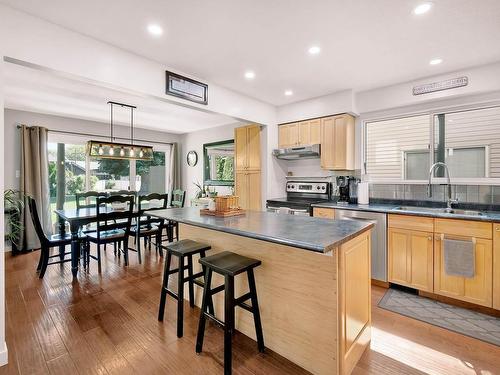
[286, 181, 328, 194]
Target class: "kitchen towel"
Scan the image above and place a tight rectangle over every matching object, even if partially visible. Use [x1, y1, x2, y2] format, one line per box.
[443, 237, 475, 278]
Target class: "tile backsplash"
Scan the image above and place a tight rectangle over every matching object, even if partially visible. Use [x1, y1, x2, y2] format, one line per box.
[369, 184, 500, 205]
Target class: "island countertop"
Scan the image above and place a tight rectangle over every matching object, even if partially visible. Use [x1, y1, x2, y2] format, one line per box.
[146, 207, 373, 253]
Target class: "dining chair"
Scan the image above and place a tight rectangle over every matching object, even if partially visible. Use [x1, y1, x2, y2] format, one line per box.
[85, 195, 134, 272]
[129, 193, 168, 262]
[28, 197, 73, 278]
[164, 189, 186, 242]
[75, 191, 107, 209]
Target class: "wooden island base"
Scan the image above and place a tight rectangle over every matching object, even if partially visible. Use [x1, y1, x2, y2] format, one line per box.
[179, 223, 372, 375]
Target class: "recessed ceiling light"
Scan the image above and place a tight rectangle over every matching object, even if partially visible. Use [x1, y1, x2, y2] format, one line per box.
[429, 58, 443, 65]
[244, 70, 256, 80]
[147, 24, 163, 36]
[308, 46, 321, 55]
[413, 2, 433, 15]
[284, 90, 293, 96]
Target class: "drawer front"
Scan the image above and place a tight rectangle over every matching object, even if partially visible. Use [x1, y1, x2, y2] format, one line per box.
[435, 218, 492, 239]
[313, 207, 335, 219]
[388, 214, 434, 232]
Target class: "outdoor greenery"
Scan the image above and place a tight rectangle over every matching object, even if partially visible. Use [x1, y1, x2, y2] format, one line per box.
[215, 156, 234, 181]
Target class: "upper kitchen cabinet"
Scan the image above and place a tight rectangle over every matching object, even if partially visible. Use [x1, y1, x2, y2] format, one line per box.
[235, 124, 261, 171]
[278, 119, 320, 148]
[321, 114, 355, 170]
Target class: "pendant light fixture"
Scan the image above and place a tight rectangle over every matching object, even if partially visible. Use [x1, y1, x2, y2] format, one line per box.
[86, 101, 154, 160]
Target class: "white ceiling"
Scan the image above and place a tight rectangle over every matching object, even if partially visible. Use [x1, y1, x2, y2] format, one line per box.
[2, 0, 500, 106]
[3, 62, 239, 134]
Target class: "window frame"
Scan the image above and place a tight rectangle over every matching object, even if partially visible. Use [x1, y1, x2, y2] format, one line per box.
[362, 102, 500, 185]
[203, 139, 235, 187]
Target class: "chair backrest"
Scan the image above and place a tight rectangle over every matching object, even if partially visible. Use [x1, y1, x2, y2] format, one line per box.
[75, 191, 107, 209]
[27, 196, 49, 246]
[171, 189, 186, 208]
[95, 195, 134, 239]
[138, 193, 168, 227]
[109, 190, 137, 204]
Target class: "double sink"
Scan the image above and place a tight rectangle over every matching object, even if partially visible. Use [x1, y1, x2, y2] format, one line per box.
[393, 206, 484, 217]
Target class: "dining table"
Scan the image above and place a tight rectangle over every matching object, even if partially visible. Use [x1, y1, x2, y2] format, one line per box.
[55, 203, 168, 277]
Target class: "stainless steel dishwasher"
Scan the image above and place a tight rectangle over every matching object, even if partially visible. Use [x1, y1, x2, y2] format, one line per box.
[334, 209, 387, 282]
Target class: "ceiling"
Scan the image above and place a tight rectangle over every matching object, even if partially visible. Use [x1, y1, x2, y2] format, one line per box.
[3, 62, 239, 134]
[2, 0, 500, 106]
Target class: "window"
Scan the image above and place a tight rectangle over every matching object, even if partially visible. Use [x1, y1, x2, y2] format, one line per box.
[136, 151, 167, 194]
[364, 105, 500, 182]
[203, 140, 235, 186]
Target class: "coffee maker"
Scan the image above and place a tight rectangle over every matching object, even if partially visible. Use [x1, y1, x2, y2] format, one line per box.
[336, 176, 352, 204]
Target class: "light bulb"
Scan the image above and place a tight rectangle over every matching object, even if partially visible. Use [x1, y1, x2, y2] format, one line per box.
[98, 145, 104, 155]
[109, 146, 114, 156]
[139, 149, 144, 158]
[120, 147, 125, 157]
[129, 148, 135, 157]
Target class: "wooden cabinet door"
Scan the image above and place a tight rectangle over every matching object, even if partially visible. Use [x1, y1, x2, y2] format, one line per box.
[312, 207, 335, 219]
[434, 235, 493, 307]
[235, 171, 248, 209]
[320, 116, 335, 169]
[278, 125, 290, 148]
[298, 121, 310, 145]
[235, 126, 248, 171]
[388, 228, 410, 286]
[409, 231, 433, 292]
[246, 125, 261, 171]
[494, 224, 500, 310]
[288, 123, 299, 146]
[247, 171, 261, 210]
[309, 119, 321, 144]
[320, 115, 355, 170]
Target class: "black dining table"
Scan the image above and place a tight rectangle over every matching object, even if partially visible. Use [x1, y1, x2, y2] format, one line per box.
[55, 203, 166, 277]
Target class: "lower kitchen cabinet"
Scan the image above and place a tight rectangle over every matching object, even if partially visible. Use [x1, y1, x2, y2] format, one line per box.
[495, 223, 500, 310]
[235, 171, 261, 210]
[388, 228, 434, 292]
[434, 235, 493, 307]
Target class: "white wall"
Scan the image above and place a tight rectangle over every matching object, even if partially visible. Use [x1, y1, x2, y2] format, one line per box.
[0, 54, 8, 366]
[0, 5, 276, 127]
[3, 109, 183, 191]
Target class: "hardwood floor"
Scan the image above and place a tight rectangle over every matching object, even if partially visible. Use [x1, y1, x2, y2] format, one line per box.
[1, 244, 500, 375]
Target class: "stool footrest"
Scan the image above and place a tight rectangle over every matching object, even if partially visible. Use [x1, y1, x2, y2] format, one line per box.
[203, 312, 225, 328]
[165, 288, 179, 300]
[192, 278, 205, 288]
[234, 292, 252, 306]
[238, 302, 253, 313]
[209, 284, 225, 295]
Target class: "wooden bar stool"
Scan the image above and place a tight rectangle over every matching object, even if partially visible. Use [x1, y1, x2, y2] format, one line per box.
[196, 251, 264, 375]
[158, 239, 214, 338]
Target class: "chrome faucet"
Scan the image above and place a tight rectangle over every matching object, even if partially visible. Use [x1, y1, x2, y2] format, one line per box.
[428, 162, 458, 212]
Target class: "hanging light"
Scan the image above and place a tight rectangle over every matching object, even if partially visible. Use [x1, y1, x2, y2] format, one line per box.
[86, 101, 153, 160]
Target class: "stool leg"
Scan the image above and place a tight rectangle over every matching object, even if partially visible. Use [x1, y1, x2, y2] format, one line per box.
[224, 275, 234, 375]
[200, 250, 215, 315]
[187, 255, 195, 308]
[177, 255, 185, 338]
[196, 268, 212, 353]
[248, 269, 265, 353]
[158, 251, 172, 321]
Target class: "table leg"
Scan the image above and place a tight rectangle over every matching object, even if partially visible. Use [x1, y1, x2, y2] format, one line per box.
[58, 216, 66, 260]
[136, 218, 142, 264]
[70, 223, 80, 278]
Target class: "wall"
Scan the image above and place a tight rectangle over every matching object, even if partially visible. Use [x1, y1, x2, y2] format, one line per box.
[3, 109, 183, 191]
[0, 54, 8, 366]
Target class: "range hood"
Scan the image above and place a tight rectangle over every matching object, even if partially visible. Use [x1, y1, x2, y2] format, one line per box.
[272, 144, 320, 160]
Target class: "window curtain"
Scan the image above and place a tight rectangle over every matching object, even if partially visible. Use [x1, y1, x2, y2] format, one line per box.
[168, 142, 181, 203]
[19, 125, 52, 250]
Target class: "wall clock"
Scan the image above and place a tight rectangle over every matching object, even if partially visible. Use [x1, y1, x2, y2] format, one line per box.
[187, 150, 198, 166]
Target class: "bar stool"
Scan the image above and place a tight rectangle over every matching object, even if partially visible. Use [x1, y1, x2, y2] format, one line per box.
[158, 239, 214, 338]
[196, 251, 264, 375]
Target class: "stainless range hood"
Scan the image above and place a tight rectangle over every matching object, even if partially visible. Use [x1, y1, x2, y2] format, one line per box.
[272, 144, 320, 160]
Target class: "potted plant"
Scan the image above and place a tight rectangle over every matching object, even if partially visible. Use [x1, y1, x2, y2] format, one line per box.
[4, 189, 27, 253]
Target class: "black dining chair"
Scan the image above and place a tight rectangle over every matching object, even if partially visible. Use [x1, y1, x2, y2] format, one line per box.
[164, 189, 186, 242]
[85, 195, 134, 272]
[75, 191, 108, 209]
[27, 197, 73, 278]
[129, 193, 168, 262]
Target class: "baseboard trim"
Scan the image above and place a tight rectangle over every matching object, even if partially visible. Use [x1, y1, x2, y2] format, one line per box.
[371, 279, 389, 288]
[0, 341, 8, 366]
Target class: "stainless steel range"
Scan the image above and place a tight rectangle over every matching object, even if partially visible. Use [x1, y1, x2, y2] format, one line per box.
[266, 180, 330, 216]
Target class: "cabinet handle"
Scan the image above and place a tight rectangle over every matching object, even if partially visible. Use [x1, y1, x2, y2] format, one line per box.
[496, 226, 500, 231]
[428, 236, 432, 241]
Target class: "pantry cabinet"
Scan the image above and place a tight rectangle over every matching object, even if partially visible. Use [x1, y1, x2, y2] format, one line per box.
[494, 223, 500, 310]
[235, 170, 261, 211]
[235, 124, 261, 210]
[320, 114, 355, 170]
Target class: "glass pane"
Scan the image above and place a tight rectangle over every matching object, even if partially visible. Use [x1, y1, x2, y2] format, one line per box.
[365, 115, 430, 180]
[136, 151, 166, 194]
[204, 141, 235, 184]
[90, 158, 130, 193]
[434, 106, 500, 178]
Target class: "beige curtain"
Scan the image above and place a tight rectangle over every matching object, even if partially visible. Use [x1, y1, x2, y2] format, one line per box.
[168, 142, 181, 198]
[20, 125, 52, 250]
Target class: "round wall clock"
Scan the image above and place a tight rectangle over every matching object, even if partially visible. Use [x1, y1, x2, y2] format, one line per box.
[187, 150, 198, 166]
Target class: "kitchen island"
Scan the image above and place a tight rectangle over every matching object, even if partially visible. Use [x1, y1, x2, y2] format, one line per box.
[147, 208, 373, 375]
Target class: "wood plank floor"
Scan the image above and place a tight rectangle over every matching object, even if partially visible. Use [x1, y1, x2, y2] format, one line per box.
[1, 243, 499, 375]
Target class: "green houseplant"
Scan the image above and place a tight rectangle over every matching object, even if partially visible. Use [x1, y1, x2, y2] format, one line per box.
[4, 189, 28, 251]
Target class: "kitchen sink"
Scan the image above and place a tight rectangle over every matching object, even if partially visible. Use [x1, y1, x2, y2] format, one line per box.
[393, 206, 484, 216]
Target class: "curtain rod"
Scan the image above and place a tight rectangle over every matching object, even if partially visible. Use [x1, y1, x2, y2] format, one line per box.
[16, 125, 174, 146]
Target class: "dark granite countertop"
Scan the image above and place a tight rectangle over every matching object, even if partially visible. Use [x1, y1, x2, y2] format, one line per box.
[146, 207, 373, 254]
[311, 202, 500, 222]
